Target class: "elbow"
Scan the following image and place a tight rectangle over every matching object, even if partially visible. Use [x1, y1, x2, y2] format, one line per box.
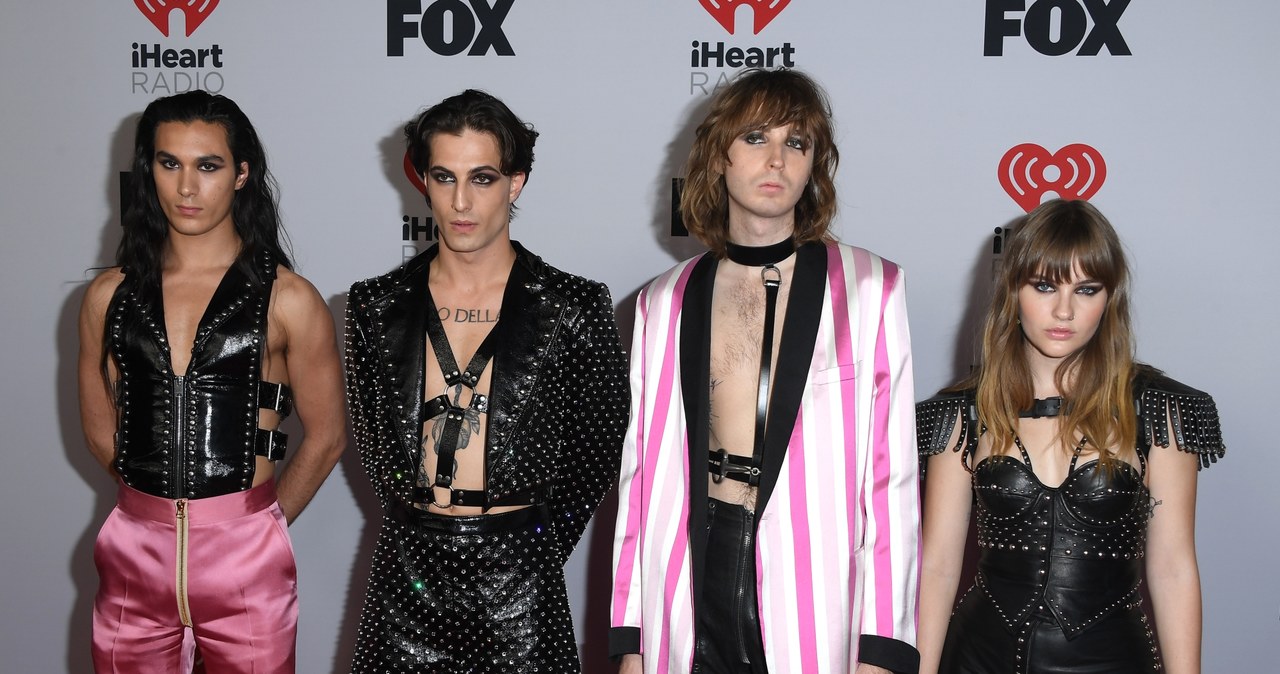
[319, 434, 347, 469]
[298, 425, 347, 472]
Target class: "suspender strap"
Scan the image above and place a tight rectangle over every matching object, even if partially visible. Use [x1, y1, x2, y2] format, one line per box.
[709, 264, 781, 486]
[751, 265, 782, 477]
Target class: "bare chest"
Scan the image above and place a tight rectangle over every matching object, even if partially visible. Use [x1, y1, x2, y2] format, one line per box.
[419, 284, 507, 513]
[706, 269, 792, 508]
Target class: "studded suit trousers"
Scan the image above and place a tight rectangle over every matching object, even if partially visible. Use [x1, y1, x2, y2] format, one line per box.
[351, 503, 579, 673]
[92, 481, 298, 674]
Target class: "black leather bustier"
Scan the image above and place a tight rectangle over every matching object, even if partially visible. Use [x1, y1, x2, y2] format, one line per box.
[971, 453, 1149, 636]
[917, 366, 1225, 638]
[108, 253, 293, 499]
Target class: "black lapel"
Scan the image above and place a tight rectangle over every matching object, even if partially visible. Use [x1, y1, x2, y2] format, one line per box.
[483, 243, 566, 486]
[680, 253, 717, 602]
[754, 241, 828, 520]
[368, 247, 434, 471]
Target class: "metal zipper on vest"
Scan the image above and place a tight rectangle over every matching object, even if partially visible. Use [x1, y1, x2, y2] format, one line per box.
[175, 498, 192, 627]
[172, 375, 186, 498]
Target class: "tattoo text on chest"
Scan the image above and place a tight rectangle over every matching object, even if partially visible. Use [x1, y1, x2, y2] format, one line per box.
[437, 308, 500, 323]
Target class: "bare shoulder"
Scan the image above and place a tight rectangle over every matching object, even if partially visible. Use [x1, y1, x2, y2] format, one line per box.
[272, 266, 329, 314]
[270, 266, 337, 346]
[81, 267, 127, 321]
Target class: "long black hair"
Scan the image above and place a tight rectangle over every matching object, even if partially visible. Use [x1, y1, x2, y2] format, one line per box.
[119, 90, 292, 295]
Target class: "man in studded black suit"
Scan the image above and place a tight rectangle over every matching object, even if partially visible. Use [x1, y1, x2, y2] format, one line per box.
[344, 89, 630, 673]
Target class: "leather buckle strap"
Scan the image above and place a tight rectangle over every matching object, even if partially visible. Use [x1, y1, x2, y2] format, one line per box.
[257, 382, 294, 418]
[708, 448, 761, 485]
[253, 428, 288, 461]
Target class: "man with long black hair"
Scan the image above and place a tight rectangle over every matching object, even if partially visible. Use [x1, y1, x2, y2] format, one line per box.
[79, 90, 345, 673]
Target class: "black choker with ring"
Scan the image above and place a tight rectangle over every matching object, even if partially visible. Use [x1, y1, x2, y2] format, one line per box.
[725, 236, 796, 267]
[708, 236, 795, 485]
[1020, 396, 1066, 419]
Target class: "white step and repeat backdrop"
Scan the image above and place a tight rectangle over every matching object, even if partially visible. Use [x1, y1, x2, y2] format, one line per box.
[2, 2, 1275, 671]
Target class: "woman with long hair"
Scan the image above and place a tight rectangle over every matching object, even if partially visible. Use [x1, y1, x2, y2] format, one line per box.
[916, 199, 1223, 674]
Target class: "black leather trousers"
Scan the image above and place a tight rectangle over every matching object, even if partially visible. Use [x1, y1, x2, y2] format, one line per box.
[693, 498, 768, 674]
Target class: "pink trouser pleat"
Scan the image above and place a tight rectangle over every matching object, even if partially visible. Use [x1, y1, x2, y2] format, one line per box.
[92, 481, 298, 673]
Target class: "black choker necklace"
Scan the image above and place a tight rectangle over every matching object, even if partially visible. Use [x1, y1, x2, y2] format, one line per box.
[1020, 397, 1066, 418]
[725, 237, 796, 266]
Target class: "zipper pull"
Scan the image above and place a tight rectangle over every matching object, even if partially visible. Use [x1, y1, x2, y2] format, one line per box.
[176, 498, 187, 520]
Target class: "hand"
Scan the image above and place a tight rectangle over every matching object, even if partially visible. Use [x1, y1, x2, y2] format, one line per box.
[618, 653, 642, 674]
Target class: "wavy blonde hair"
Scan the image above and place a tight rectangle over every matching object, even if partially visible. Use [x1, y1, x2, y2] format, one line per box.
[679, 68, 839, 257]
[969, 199, 1137, 467]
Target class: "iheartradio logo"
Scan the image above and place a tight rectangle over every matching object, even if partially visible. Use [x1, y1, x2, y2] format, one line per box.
[998, 143, 1106, 212]
[700, 0, 790, 35]
[135, 0, 219, 38]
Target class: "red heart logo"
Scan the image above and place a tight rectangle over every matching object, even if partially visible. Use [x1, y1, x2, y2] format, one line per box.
[998, 143, 1106, 212]
[404, 152, 427, 196]
[135, 0, 220, 38]
[698, 0, 791, 35]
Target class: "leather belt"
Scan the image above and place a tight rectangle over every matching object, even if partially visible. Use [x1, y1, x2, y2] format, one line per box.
[708, 448, 761, 485]
[410, 484, 548, 510]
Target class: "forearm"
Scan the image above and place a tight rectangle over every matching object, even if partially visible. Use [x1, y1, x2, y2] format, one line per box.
[1149, 564, 1202, 674]
[86, 438, 117, 473]
[916, 562, 961, 674]
[273, 436, 344, 523]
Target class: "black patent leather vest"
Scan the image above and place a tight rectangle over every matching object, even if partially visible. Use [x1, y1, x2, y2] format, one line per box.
[108, 253, 293, 499]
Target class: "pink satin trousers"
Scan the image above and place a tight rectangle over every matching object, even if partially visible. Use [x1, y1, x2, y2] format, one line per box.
[92, 481, 298, 673]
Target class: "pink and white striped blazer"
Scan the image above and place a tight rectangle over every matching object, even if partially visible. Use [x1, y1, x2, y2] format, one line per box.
[610, 241, 920, 673]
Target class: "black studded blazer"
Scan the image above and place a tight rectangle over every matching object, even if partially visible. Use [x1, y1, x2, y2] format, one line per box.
[344, 241, 630, 561]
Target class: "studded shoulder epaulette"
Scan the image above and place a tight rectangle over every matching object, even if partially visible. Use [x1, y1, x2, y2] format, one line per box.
[916, 389, 978, 462]
[1134, 367, 1225, 469]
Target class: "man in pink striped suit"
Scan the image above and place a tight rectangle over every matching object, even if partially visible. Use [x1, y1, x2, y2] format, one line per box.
[611, 69, 921, 674]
